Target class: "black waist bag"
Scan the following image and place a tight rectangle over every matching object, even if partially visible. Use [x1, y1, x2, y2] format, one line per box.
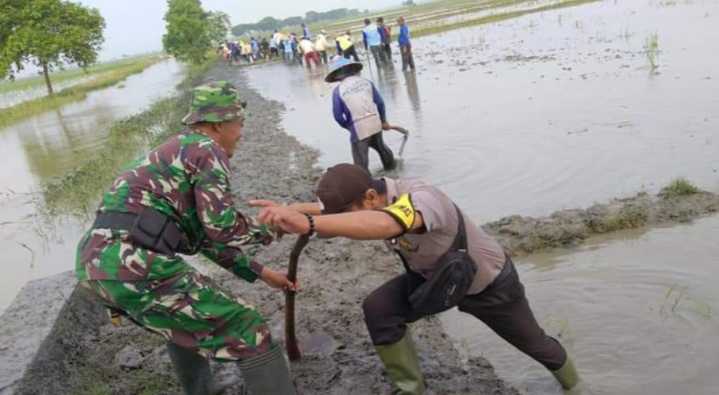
[400, 204, 478, 322]
[93, 207, 183, 256]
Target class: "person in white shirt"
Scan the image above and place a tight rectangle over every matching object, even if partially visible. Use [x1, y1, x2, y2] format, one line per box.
[314, 30, 330, 64]
[299, 36, 320, 69]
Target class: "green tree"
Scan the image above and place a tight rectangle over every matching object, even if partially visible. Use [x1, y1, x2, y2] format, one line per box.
[162, 0, 211, 65]
[207, 11, 231, 43]
[0, 0, 106, 96]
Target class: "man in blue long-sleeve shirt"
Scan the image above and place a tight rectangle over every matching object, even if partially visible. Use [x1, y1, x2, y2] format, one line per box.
[325, 58, 396, 171]
[363, 18, 388, 70]
[378, 17, 393, 61]
[397, 16, 416, 72]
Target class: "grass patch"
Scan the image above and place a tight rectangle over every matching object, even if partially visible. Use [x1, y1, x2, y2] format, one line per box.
[659, 178, 700, 199]
[73, 367, 114, 395]
[0, 56, 164, 129]
[605, 204, 649, 231]
[39, 96, 186, 218]
[0, 54, 163, 95]
[38, 55, 214, 219]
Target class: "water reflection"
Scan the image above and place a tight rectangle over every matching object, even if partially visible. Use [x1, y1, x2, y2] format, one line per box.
[0, 59, 184, 313]
[306, 71, 327, 98]
[404, 72, 422, 115]
[20, 106, 117, 181]
[376, 68, 400, 103]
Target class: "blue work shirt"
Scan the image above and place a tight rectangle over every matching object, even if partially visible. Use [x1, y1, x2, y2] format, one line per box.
[398, 24, 411, 46]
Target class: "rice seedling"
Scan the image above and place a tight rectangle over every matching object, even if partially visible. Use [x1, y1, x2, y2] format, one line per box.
[643, 32, 660, 74]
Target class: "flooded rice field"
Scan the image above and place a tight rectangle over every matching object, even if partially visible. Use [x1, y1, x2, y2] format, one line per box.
[0, 0, 717, 391]
[0, 59, 183, 312]
[246, 0, 718, 222]
[443, 215, 719, 395]
[242, 0, 718, 393]
[0, 74, 103, 110]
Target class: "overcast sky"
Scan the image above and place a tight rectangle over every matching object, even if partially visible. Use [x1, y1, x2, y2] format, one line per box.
[76, 0, 395, 60]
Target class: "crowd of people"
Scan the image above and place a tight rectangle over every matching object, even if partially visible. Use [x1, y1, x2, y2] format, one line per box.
[216, 17, 416, 72]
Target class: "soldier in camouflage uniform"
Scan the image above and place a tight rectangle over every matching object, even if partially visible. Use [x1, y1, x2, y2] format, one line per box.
[76, 81, 297, 395]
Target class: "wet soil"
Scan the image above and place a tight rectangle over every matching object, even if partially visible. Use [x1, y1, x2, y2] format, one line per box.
[15, 62, 519, 395]
[486, 190, 719, 257]
[12, 59, 718, 394]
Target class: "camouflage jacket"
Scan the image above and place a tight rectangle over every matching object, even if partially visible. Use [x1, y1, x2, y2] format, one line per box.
[76, 129, 273, 282]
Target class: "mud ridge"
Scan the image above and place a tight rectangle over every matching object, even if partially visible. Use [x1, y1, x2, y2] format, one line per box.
[486, 190, 719, 258]
[20, 62, 518, 395]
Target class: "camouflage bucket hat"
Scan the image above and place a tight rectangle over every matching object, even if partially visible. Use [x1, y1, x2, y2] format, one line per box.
[181, 81, 247, 125]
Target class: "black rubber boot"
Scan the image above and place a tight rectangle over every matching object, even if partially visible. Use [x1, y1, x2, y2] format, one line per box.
[166, 342, 231, 395]
[237, 346, 296, 395]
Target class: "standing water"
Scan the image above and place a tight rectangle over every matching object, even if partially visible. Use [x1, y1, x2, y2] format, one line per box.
[246, 0, 718, 221]
[443, 216, 719, 395]
[243, 0, 719, 393]
[0, 59, 184, 312]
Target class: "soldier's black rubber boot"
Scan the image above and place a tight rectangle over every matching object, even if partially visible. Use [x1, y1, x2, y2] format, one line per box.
[237, 346, 297, 395]
[166, 342, 231, 395]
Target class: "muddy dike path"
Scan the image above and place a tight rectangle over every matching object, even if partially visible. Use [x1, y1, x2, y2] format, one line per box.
[13, 62, 518, 395]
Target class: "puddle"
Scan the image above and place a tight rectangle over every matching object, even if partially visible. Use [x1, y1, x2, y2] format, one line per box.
[0, 59, 184, 312]
[442, 215, 719, 395]
[246, 0, 718, 224]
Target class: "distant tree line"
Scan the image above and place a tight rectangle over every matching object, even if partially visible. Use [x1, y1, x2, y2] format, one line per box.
[231, 8, 361, 36]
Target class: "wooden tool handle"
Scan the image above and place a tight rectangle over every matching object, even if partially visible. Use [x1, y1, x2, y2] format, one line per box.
[285, 234, 310, 361]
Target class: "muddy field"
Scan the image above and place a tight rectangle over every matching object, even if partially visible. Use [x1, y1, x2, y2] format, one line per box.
[14, 57, 719, 393]
[5, 0, 719, 394]
[14, 63, 519, 395]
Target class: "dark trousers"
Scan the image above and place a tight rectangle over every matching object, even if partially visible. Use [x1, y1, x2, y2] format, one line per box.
[400, 43, 415, 71]
[370, 45, 388, 69]
[351, 133, 396, 171]
[317, 50, 328, 64]
[362, 258, 568, 371]
[343, 45, 360, 62]
[383, 43, 393, 61]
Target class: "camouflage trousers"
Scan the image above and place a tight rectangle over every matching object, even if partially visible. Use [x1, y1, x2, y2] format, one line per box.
[80, 270, 275, 362]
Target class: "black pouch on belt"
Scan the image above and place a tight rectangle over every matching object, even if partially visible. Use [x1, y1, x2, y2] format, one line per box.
[129, 207, 182, 256]
[401, 204, 478, 322]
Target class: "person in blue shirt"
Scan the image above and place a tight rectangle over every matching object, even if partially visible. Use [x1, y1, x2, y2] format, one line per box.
[378, 17, 393, 62]
[397, 16, 416, 72]
[251, 37, 260, 60]
[363, 18, 388, 69]
[301, 23, 311, 39]
[283, 37, 295, 64]
[325, 58, 396, 171]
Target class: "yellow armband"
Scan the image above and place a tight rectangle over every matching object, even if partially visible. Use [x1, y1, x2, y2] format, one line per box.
[382, 193, 416, 231]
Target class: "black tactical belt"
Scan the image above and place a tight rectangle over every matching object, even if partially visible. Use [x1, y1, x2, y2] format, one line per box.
[92, 211, 140, 232]
[92, 209, 183, 256]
